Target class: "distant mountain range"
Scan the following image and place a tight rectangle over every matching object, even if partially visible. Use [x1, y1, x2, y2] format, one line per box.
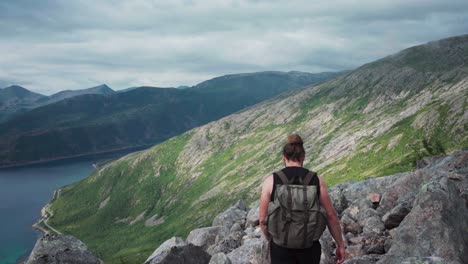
[44, 34, 468, 263]
[0, 84, 116, 122]
[0, 71, 341, 167]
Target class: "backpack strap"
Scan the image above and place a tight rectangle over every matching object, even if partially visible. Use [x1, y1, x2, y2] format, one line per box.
[303, 171, 316, 186]
[276, 170, 292, 246]
[302, 171, 317, 247]
[275, 170, 289, 185]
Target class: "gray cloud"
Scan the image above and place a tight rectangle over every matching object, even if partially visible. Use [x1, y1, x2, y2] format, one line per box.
[0, 0, 467, 94]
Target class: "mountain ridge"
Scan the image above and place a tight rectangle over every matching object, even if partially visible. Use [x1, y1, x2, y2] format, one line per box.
[0, 71, 340, 168]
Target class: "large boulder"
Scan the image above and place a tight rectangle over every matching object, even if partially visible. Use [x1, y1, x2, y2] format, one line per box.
[207, 231, 243, 255]
[212, 200, 248, 229]
[144, 237, 187, 263]
[381, 202, 412, 230]
[187, 226, 230, 251]
[26, 234, 101, 264]
[377, 176, 468, 263]
[145, 237, 211, 264]
[226, 237, 266, 264]
[148, 244, 211, 264]
[246, 205, 260, 227]
[209, 252, 232, 264]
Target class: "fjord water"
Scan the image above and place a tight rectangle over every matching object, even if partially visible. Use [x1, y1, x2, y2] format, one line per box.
[0, 149, 143, 264]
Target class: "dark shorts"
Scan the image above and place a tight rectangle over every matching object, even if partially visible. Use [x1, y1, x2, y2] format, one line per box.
[270, 240, 321, 264]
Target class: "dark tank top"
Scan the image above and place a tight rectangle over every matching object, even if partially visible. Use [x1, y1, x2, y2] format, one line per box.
[270, 166, 320, 202]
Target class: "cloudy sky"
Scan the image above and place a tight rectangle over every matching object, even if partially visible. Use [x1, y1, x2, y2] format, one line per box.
[1, 0, 467, 95]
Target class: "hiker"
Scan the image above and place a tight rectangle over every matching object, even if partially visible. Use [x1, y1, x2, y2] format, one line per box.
[259, 134, 345, 264]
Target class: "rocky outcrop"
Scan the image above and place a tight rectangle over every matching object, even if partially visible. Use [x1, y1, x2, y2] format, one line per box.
[187, 226, 230, 251]
[144, 237, 211, 264]
[26, 234, 101, 264]
[322, 151, 468, 264]
[212, 201, 248, 229]
[144, 151, 467, 264]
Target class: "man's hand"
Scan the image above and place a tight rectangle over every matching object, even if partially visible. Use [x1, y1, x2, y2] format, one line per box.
[335, 245, 345, 264]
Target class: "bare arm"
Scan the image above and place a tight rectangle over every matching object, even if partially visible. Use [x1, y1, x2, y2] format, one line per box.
[259, 174, 273, 241]
[319, 176, 345, 263]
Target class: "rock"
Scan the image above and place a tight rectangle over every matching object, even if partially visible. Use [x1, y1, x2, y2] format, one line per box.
[379, 170, 432, 212]
[448, 172, 463, 181]
[346, 244, 366, 259]
[146, 243, 211, 264]
[230, 221, 244, 233]
[319, 229, 335, 264]
[399, 256, 450, 264]
[383, 237, 392, 253]
[341, 214, 362, 235]
[341, 176, 399, 209]
[348, 236, 364, 245]
[244, 226, 255, 237]
[213, 202, 247, 230]
[361, 215, 385, 235]
[367, 193, 381, 203]
[234, 200, 248, 211]
[362, 234, 386, 255]
[226, 237, 265, 264]
[377, 177, 468, 263]
[343, 254, 382, 263]
[144, 237, 187, 263]
[246, 205, 260, 227]
[26, 234, 101, 264]
[209, 253, 232, 264]
[187, 226, 230, 251]
[207, 232, 243, 255]
[327, 182, 351, 216]
[382, 202, 412, 229]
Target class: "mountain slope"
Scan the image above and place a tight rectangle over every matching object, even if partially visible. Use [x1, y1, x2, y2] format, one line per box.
[47, 35, 468, 263]
[0, 71, 339, 168]
[0, 85, 46, 122]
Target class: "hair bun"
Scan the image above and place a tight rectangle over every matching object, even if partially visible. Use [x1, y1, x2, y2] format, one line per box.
[287, 134, 303, 145]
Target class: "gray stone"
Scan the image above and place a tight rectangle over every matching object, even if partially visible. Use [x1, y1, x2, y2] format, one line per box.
[400, 256, 455, 264]
[343, 254, 382, 264]
[26, 234, 101, 264]
[234, 200, 248, 211]
[213, 204, 247, 230]
[207, 231, 243, 255]
[209, 253, 232, 264]
[341, 214, 362, 235]
[187, 226, 230, 251]
[246, 205, 260, 227]
[146, 243, 211, 264]
[377, 177, 468, 264]
[319, 229, 335, 264]
[230, 222, 244, 233]
[226, 238, 265, 264]
[327, 182, 351, 216]
[362, 234, 386, 255]
[361, 215, 385, 235]
[144, 237, 187, 263]
[346, 244, 366, 259]
[382, 202, 412, 230]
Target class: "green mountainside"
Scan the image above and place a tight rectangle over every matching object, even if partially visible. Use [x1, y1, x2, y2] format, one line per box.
[47, 35, 468, 263]
[0, 71, 337, 167]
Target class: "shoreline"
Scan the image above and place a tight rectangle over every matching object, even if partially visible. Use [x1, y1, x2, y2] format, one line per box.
[0, 143, 154, 170]
[32, 189, 63, 236]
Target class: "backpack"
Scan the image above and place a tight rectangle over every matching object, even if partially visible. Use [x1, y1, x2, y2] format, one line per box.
[266, 170, 327, 248]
